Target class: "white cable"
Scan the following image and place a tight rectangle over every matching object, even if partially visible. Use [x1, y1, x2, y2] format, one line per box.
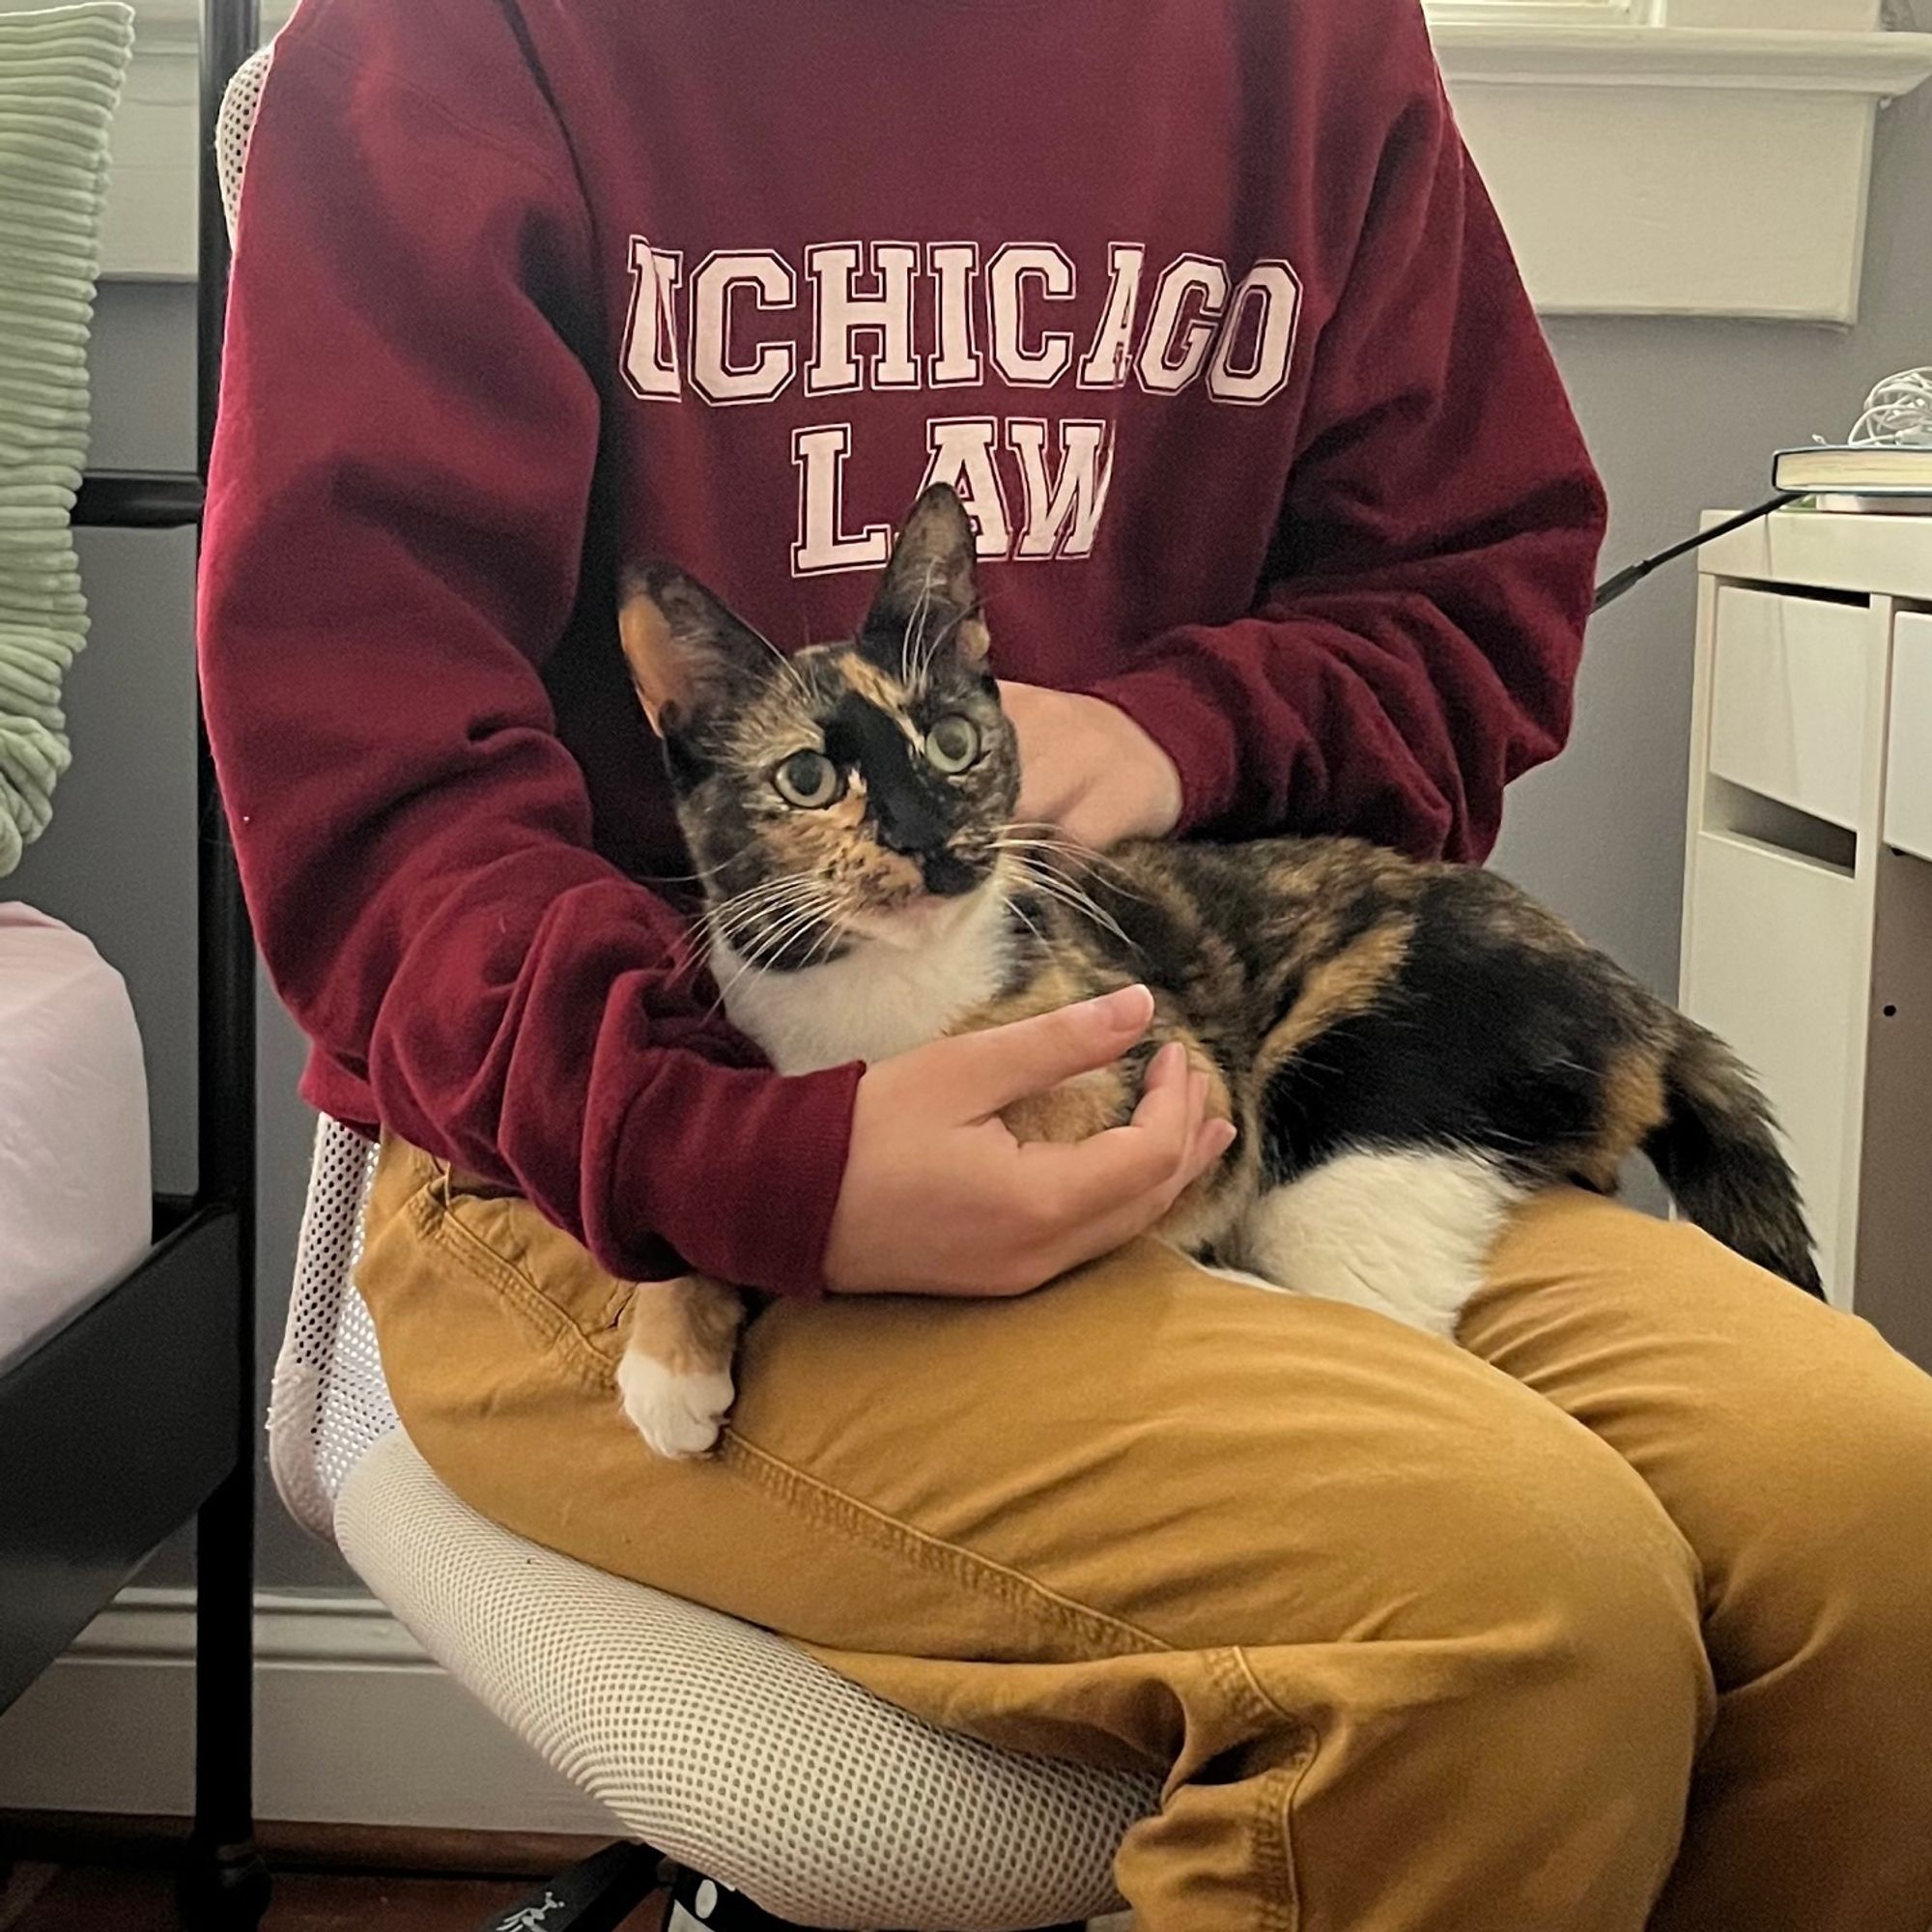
[1848, 366, 1932, 446]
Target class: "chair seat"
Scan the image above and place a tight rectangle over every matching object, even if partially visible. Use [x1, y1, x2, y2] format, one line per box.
[339, 1431, 1159, 1931]
[273, 1117, 1158, 1926]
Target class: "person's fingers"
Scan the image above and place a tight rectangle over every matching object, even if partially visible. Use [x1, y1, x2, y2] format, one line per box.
[1007, 1041, 1202, 1227]
[1119, 1041, 1195, 1175]
[1196, 1115, 1239, 1173]
[1126, 1064, 1229, 1208]
[1045, 1118, 1238, 1278]
[1029, 1082, 1238, 1278]
[1161, 1114, 1237, 1209]
[933, 985, 1156, 1115]
[1146, 1037, 1187, 1097]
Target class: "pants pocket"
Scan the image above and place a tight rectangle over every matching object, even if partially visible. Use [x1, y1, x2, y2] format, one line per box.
[388, 1141, 637, 1376]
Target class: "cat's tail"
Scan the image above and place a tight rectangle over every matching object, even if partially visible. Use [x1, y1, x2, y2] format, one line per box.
[1645, 1019, 1824, 1297]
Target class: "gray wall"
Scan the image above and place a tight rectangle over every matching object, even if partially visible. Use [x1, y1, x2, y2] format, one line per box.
[10, 61, 1930, 1591]
[1498, 43, 1932, 966]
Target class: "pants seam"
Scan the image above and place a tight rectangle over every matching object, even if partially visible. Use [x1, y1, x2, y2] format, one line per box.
[400, 1166, 1207, 1664]
[1205, 1648, 1313, 1931]
[388, 1161, 1158, 1657]
[408, 1184, 618, 1394]
[720, 1429, 1169, 1660]
[1255, 1755, 1314, 1932]
[1229, 1645, 1298, 1726]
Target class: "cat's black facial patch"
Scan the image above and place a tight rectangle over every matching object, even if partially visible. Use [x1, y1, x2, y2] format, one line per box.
[825, 693, 953, 859]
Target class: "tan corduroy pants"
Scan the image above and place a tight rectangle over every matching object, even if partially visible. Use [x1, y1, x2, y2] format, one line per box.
[357, 1136, 1932, 1932]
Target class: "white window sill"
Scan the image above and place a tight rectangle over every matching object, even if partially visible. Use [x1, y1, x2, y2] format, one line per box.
[80, 9, 1932, 322]
[1435, 23, 1932, 320]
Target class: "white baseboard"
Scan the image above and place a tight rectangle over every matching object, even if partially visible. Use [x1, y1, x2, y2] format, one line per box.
[0, 1588, 617, 1834]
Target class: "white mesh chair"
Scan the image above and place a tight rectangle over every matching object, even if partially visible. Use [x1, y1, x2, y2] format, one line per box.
[267, 1121, 1158, 1932]
[227, 53, 1159, 1931]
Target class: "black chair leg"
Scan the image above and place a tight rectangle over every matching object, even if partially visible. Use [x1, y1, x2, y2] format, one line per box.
[176, 1463, 270, 1932]
[478, 1842, 664, 1932]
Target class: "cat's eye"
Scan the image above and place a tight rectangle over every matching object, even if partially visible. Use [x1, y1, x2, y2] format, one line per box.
[774, 750, 843, 810]
[924, 714, 981, 775]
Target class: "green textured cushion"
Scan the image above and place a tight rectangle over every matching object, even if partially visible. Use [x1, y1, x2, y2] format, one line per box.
[0, 1, 134, 875]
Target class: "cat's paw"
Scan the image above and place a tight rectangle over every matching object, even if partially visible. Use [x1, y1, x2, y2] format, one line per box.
[617, 1352, 736, 1460]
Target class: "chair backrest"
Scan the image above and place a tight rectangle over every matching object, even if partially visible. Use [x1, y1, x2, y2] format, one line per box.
[269, 1117, 392, 1543]
[217, 46, 404, 1546]
[214, 43, 273, 238]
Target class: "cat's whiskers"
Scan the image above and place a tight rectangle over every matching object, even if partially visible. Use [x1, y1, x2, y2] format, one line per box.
[1004, 893, 1047, 949]
[914, 609, 965, 688]
[707, 895, 840, 1016]
[704, 867, 827, 923]
[1024, 872, 1133, 946]
[796, 910, 851, 973]
[701, 890, 815, 953]
[751, 898, 838, 968]
[675, 863, 799, 957]
[703, 915, 824, 1018]
[988, 833, 1140, 945]
[993, 826, 1137, 888]
[697, 876, 833, 968]
[702, 901, 825, 971]
[640, 862, 725, 889]
[743, 613, 812, 702]
[990, 849, 1133, 946]
[898, 561, 940, 691]
[729, 872, 841, 952]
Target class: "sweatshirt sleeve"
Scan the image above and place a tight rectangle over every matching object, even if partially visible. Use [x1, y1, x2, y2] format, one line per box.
[199, 1, 860, 1296]
[1088, 16, 1605, 864]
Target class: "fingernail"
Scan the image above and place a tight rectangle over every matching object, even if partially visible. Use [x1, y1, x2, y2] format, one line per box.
[1208, 1120, 1237, 1152]
[1094, 983, 1154, 1030]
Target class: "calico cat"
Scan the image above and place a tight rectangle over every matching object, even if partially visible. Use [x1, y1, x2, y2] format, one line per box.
[612, 485, 1820, 1459]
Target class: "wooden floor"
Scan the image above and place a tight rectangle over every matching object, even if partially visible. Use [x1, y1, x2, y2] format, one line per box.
[0, 1865, 671, 1932]
[0, 1823, 669, 1932]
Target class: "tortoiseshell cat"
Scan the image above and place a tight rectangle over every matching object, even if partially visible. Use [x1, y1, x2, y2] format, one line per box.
[613, 486, 1819, 1459]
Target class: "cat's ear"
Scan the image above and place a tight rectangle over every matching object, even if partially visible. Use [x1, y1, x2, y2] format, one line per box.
[863, 484, 991, 671]
[618, 564, 771, 736]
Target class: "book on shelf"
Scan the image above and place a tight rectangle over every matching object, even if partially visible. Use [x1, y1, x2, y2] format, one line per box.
[1773, 443, 1932, 511]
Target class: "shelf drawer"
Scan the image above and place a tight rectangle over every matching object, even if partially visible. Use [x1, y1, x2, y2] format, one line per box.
[1708, 586, 1876, 832]
[1682, 829, 1862, 1301]
[1886, 611, 1932, 866]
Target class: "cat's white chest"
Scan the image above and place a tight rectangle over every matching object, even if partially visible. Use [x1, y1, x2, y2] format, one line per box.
[713, 890, 1012, 1074]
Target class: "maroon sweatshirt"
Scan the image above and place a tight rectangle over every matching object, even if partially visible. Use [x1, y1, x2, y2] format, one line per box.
[200, 0, 1605, 1298]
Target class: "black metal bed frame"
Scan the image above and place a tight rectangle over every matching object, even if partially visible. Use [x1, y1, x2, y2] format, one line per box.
[0, 2, 267, 1925]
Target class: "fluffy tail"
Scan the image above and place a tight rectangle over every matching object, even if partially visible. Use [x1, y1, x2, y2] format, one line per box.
[1645, 1021, 1824, 1296]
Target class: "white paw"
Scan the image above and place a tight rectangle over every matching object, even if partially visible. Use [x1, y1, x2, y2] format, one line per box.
[617, 1353, 736, 1460]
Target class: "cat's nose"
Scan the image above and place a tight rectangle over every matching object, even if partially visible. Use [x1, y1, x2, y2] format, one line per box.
[923, 853, 978, 897]
[878, 807, 948, 857]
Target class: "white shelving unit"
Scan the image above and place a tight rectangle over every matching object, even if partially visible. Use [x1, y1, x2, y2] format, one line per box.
[1683, 507, 1930, 1364]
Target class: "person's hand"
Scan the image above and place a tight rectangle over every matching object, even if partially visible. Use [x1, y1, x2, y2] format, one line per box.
[998, 682, 1183, 850]
[823, 984, 1235, 1298]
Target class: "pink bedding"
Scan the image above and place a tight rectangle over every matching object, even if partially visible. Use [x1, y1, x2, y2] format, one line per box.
[0, 904, 151, 1367]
